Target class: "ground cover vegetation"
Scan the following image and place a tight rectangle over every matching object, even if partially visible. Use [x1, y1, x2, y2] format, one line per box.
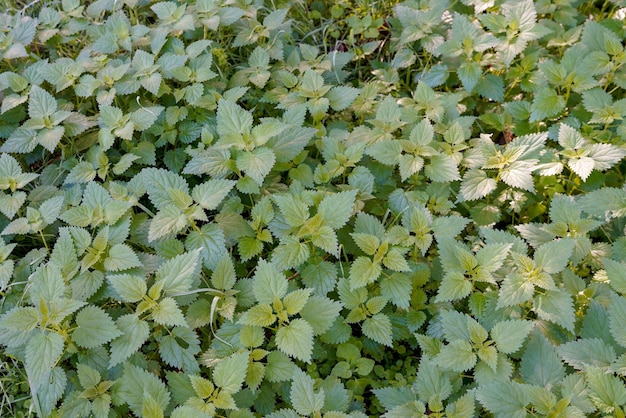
[1, 0, 626, 416]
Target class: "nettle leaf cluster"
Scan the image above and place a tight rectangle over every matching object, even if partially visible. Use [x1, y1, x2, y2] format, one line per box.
[1, 0, 626, 416]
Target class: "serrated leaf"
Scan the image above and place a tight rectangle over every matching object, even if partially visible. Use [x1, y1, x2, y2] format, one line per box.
[290, 368, 324, 415]
[119, 363, 170, 417]
[276, 318, 314, 363]
[240, 304, 276, 327]
[609, 293, 626, 349]
[557, 338, 616, 371]
[476, 382, 530, 418]
[520, 330, 565, 387]
[29, 85, 57, 119]
[253, 259, 288, 304]
[192, 179, 236, 210]
[327, 86, 360, 111]
[109, 314, 150, 368]
[362, 313, 393, 347]
[349, 256, 382, 289]
[185, 223, 226, 270]
[25, 331, 65, 389]
[460, 169, 497, 201]
[491, 320, 533, 354]
[213, 350, 249, 394]
[104, 243, 142, 271]
[436, 340, 476, 372]
[217, 98, 253, 137]
[586, 366, 626, 413]
[211, 254, 236, 290]
[533, 289, 575, 332]
[283, 289, 311, 315]
[108, 274, 146, 302]
[153, 297, 187, 327]
[155, 250, 200, 296]
[72, 306, 122, 348]
[380, 273, 412, 310]
[534, 239, 574, 274]
[530, 88, 565, 122]
[236, 147, 275, 186]
[318, 190, 357, 230]
[299, 296, 342, 335]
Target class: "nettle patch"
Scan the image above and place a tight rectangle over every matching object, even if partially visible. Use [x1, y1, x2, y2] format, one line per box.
[1, 0, 626, 417]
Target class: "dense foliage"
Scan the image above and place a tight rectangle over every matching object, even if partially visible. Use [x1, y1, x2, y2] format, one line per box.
[2, 0, 626, 416]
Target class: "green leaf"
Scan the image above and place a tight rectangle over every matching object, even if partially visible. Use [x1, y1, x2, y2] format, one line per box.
[266, 351, 297, 382]
[475, 382, 531, 418]
[533, 289, 575, 333]
[240, 304, 276, 327]
[557, 338, 616, 370]
[29, 85, 57, 119]
[153, 297, 187, 327]
[586, 366, 626, 413]
[272, 236, 310, 270]
[436, 272, 472, 302]
[349, 256, 382, 289]
[530, 88, 565, 122]
[606, 259, 626, 295]
[520, 330, 565, 387]
[185, 223, 226, 270]
[25, 331, 65, 389]
[436, 340, 476, 372]
[490, 320, 533, 354]
[283, 289, 311, 315]
[290, 368, 325, 416]
[362, 313, 393, 347]
[235, 147, 276, 186]
[104, 243, 142, 271]
[318, 190, 357, 230]
[533, 239, 575, 274]
[609, 293, 626, 349]
[211, 254, 237, 290]
[155, 250, 200, 296]
[327, 86, 360, 111]
[273, 194, 309, 228]
[108, 274, 147, 302]
[299, 295, 342, 335]
[414, 356, 452, 404]
[460, 169, 497, 201]
[214, 350, 250, 394]
[380, 273, 412, 310]
[425, 154, 461, 182]
[192, 179, 236, 210]
[72, 306, 122, 348]
[276, 318, 314, 363]
[253, 259, 288, 304]
[109, 314, 150, 368]
[119, 363, 170, 417]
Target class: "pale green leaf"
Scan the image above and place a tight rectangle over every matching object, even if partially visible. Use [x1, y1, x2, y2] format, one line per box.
[153, 297, 187, 327]
[108, 274, 146, 302]
[290, 368, 325, 415]
[253, 259, 288, 304]
[362, 313, 393, 347]
[213, 350, 250, 394]
[72, 306, 122, 348]
[236, 147, 276, 185]
[104, 243, 142, 271]
[119, 363, 170, 417]
[283, 289, 311, 315]
[460, 169, 497, 201]
[349, 256, 382, 289]
[276, 318, 314, 363]
[533, 289, 575, 332]
[155, 250, 200, 296]
[436, 340, 476, 372]
[299, 296, 342, 336]
[192, 179, 236, 210]
[318, 190, 357, 230]
[25, 331, 64, 390]
[586, 366, 626, 413]
[534, 239, 574, 274]
[109, 314, 150, 368]
[476, 382, 531, 418]
[609, 293, 626, 349]
[490, 320, 533, 354]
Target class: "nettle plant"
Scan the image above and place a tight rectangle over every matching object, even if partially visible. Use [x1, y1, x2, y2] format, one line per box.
[1, 0, 626, 416]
